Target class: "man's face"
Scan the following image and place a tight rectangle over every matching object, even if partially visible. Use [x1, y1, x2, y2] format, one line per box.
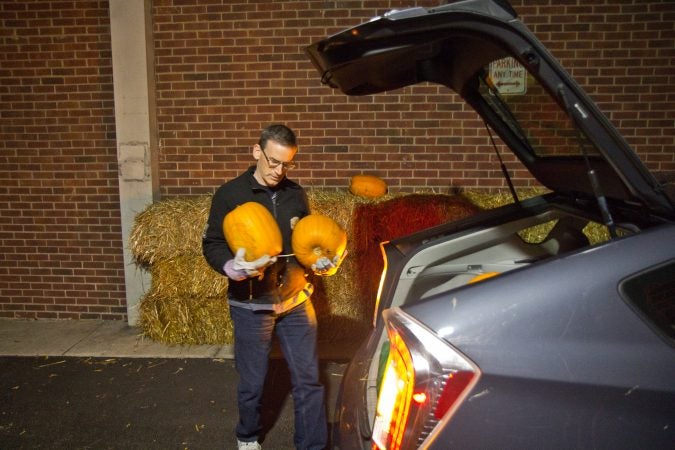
[253, 139, 298, 187]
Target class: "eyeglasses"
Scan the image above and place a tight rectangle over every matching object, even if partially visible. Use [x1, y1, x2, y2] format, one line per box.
[260, 146, 297, 170]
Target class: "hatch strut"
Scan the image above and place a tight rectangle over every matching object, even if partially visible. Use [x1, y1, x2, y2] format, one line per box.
[557, 85, 617, 239]
[485, 123, 520, 205]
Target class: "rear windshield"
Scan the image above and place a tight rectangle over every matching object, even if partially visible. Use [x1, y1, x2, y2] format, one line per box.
[620, 260, 675, 345]
[478, 57, 599, 159]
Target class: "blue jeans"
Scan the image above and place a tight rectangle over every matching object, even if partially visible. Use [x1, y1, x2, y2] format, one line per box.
[229, 299, 327, 450]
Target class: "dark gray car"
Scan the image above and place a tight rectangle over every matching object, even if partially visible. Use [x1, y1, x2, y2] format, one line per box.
[306, 1, 675, 448]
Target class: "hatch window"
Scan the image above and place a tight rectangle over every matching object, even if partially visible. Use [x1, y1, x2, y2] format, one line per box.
[479, 57, 600, 159]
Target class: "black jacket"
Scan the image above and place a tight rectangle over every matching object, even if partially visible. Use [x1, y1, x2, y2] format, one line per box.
[202, 167, 310, 304]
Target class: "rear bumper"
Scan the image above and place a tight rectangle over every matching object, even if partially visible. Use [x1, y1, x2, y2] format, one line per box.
[332, 334, 380, 449]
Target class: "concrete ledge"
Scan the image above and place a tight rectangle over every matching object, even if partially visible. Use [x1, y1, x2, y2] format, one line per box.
[0, 319, 234, 359]
[0, 319, 102, 357]
[0, 319, 356, 361]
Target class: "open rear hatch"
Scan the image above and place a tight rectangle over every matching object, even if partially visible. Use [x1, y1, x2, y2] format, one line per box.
[306, 0, 674, 218]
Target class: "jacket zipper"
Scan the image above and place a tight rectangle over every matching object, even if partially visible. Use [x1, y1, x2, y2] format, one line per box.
[270, 191, 278, 218]
[247, 190, 278, 301]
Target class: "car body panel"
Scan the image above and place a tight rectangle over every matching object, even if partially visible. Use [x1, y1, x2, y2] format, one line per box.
[332, 198, 675, 448]
[423, 230, 675, 448]
[407, 225, 675, 388]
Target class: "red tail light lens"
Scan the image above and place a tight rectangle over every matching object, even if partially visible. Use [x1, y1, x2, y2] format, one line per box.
[371, 307, 480, 449]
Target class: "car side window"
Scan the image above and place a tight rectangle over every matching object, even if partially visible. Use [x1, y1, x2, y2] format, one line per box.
[620, 260, 675, 345]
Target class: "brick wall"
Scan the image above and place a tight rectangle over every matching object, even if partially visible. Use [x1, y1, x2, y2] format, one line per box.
[1, 0, 673, 320]
[0, 0, 125, 320]
[517, 1, 675, 181]
[153, 0, 675, 197]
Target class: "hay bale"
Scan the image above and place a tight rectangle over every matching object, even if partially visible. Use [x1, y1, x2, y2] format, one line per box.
[133, 190, 382, 345]
[311, 256, 372, 342]
[150, 255, 228, 298]
[139, 291, 233, 345]
[141, 258, 367, 345]
[130, 195, 211, 265]
[583, 222, 610, 245]
[134, 191, 482, 346]
[306, 189, 394, 233]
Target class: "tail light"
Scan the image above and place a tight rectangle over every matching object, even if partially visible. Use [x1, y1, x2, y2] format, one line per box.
[372, 241, 390, 327]
[372, 307, 480, 449]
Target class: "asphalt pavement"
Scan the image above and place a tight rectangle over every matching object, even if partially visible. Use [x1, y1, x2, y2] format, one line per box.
[0, 319, 357, 450]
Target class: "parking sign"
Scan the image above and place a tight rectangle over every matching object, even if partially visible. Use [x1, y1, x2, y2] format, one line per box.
[489, 57, 527, 95]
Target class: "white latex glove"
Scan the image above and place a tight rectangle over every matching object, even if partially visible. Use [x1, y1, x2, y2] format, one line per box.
[225, 248, 277, 280]
[312, 256, 336, 272]
[311, 251, 347, 277]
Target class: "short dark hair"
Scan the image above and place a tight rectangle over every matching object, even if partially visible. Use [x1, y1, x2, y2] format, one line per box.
[258, 124, 297, 150]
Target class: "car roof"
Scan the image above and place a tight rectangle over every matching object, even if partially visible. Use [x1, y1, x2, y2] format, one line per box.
[306, 0, 674, 215]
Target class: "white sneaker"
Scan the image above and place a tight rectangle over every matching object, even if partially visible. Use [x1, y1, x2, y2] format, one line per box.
[237, 440, 261, 450]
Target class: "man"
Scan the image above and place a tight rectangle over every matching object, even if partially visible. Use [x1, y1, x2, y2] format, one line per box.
[202, 124, 340, 450]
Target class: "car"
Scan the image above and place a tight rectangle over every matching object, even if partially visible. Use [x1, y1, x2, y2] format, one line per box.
[305, 0, 675, 448]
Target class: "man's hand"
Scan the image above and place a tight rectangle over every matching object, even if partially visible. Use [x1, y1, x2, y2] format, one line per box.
[224, 248, 277, 280]
[311, 250, 347, 277]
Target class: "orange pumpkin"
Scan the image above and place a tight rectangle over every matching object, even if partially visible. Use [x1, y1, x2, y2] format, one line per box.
[349, 174, 388, 199]
[292, 214, 347, 269]
[223, 202, 282, 261]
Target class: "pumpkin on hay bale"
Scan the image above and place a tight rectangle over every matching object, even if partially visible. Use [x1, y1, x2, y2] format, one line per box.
[349, 174, 388, 199]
